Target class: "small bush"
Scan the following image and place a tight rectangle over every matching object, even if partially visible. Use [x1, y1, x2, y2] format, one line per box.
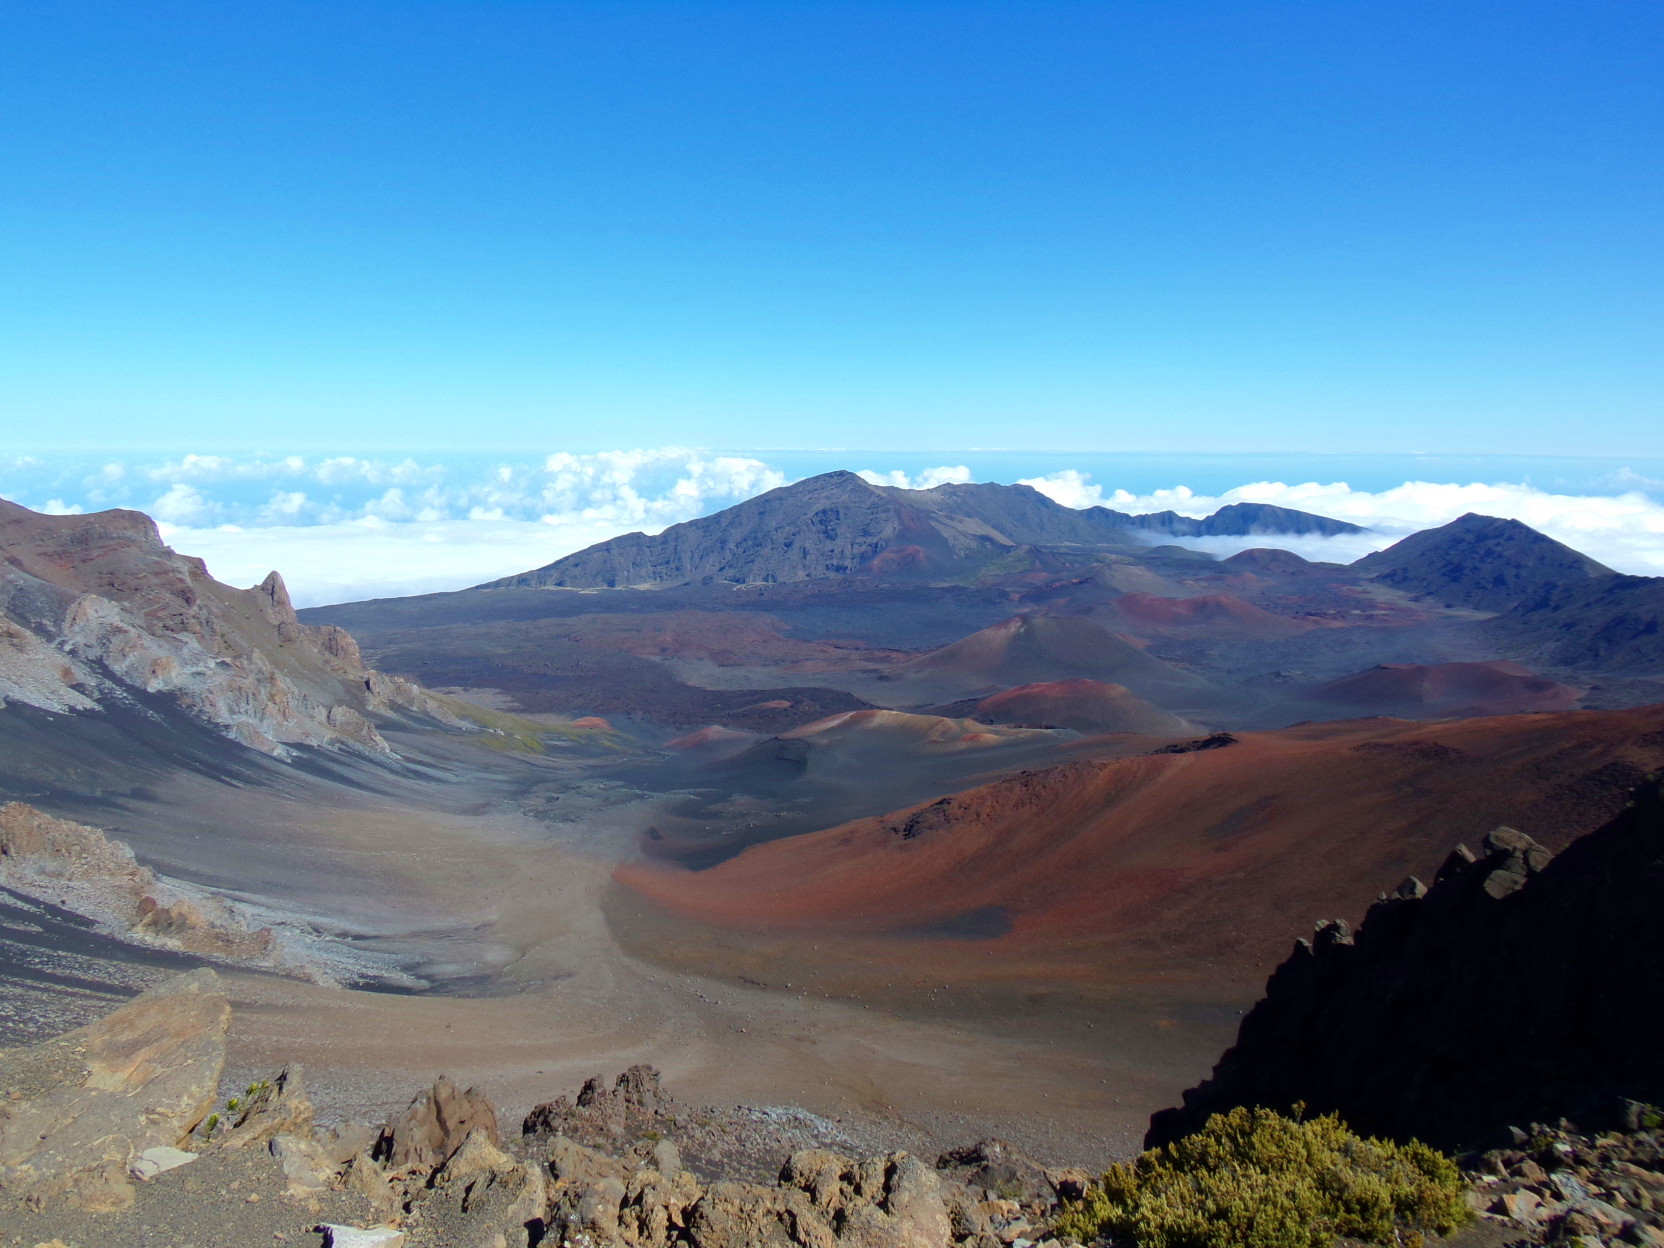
[1053, 1106, 1470, 1248]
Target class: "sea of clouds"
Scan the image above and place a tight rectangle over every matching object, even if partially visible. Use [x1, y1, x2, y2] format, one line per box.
[1010, 468, 1664, 573]
[3, 449, 1662, 606]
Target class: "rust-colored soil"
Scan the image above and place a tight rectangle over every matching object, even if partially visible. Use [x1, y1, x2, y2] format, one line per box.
[895, 614, 1208, 696]
[1315, 661, 1583, 716]
[1097, 592, 1313, 639]
[968, 679, 1192, 735]
[618, 706, 1664, 995]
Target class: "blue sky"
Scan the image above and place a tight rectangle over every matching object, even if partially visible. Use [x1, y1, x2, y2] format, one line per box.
[3, 1, 1660, 454]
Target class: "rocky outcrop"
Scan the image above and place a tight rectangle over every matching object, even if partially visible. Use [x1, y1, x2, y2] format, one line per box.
[518, 1070, 1097, 1248]
[1462, 1118, 1664, 1247]
[537, 1135, 956, 1248]
[525, 1066, 917, 1188]
[483, 471, 1360, 590]
[1148, 777, 1664, 1151]
[403, 1129, 547, 1248]
[0, 968, 229, 1212]
[0, 987, 1107, 1248]
[0, 801, 277, 962]
[0, 498, 459, 757]
[375, 1076, 501, 1171]
[215, 1065, 318, 1151]
[525, 1064, 670, 1148]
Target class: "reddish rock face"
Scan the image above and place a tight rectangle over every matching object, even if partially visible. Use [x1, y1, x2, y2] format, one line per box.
[0, 498, 454, 757]
[966, 678, 1192, 736]
[1315, 660, 1582, 717]
[1099, 592, 1315, 640]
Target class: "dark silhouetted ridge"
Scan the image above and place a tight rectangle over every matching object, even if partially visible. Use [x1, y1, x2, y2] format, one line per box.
[1149, 776, 1664, 1150]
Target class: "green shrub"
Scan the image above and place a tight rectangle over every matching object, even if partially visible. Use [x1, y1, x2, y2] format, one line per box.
[1053, 1106, 1470, 1248]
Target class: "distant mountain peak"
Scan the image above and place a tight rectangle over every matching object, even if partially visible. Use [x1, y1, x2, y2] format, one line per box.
[1354, 512, 1614, 612]
[1090, 499, 1366, 539]
[483, 472, 1364, 590]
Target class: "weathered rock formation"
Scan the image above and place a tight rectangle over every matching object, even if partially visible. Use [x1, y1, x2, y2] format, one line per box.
[1464, 1117, 1664, 1247]
[0, 498, 457, 756]
[0, 801, 276, 961]
[3, 988, 1091, 1247]
[0, 968, 229, 1212]
[375, 1075, 501, 1171]
[529, 1127, 1062, 1248]
[11, 966, 1663, 1247]
[1148, 776, 1664, 1151]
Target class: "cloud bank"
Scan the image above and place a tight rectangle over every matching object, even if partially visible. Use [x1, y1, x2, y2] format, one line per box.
[5, 451, 1663, 605]
[1018, 473, 1664, 576]
[6, 449, 786, 605]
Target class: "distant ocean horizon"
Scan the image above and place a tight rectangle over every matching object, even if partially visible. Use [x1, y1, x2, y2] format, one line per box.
[5, 449, 1662, 606]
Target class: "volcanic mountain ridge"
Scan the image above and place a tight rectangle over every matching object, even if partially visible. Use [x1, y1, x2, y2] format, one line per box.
[1354, 512, 1616, 612]
[484, 471, 1365, 590]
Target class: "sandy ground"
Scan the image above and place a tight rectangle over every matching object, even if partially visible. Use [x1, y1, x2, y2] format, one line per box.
[1, 719, 1250, 1172]
[38, 698, 1653, 1177]
[101, 733, 1225, 1170]
[210, 806, 1216, 1168]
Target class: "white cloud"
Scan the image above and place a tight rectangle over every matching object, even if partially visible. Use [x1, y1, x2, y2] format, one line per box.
[263, 490, 309, 518]
[134, 449, 789, 605]
[857, 465, 972, 490]
[147, 453, 236, 481]
[148, 483, 214, 525]
[531, 449, 785, 529]
[1016, 469, 1105, 509]
[1024, 474, 1664, 577]
[155, 517, 642, 607]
